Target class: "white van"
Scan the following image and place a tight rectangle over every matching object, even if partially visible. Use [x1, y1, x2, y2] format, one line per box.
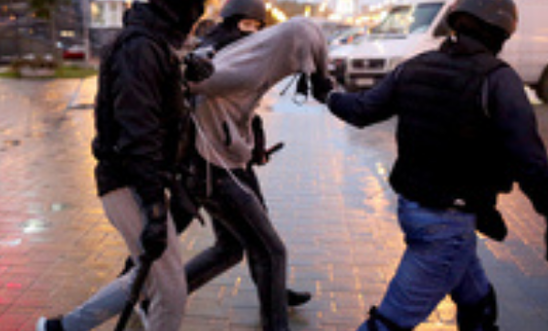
[344, 0, 548, 103]
[328, 28, 368, 84]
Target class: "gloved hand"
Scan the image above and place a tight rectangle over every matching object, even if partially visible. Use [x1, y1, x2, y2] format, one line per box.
[476, 207, 507, 242]
[184, 52, 214, 82]
[250, 115, 268, 166]
[140, 201, 168, 261]
[310, 72, 334, 104]
[250, 146, 269, 166]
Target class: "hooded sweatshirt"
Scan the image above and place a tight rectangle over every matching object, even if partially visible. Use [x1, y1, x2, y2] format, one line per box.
[190, 17, 328, 169]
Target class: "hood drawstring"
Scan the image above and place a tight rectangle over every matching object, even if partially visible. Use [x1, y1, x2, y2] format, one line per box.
[279, 73, 310, 105]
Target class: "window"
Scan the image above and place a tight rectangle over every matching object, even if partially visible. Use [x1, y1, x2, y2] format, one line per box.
[370, 3, 444, 36]
[91, 2, 106, 28]
[91, 1, 125, 28]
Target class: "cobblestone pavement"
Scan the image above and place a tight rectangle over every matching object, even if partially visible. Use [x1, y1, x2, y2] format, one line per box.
[0, 77, 547, 331]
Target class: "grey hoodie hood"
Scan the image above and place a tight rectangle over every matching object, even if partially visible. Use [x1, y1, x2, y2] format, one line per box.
[190, 17, 328, 169]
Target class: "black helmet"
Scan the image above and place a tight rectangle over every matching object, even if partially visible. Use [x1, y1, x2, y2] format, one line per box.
[149, 0, 205, 33]
[447, 0, 518, 37]
[220, 0, 266, 23]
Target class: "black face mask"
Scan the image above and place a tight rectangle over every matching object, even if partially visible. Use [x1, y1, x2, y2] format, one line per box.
[200, 19, 251, 51]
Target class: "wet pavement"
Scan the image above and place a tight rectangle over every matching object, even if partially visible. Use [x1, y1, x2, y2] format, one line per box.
[0, 77, 547, 331]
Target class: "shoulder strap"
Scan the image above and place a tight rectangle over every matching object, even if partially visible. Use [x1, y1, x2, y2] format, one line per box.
[479, 57, 509, 117]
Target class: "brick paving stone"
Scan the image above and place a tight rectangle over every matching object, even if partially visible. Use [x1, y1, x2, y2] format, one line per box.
[0, 77, 547, 331]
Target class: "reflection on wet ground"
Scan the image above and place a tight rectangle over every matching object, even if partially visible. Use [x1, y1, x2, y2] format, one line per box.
[0, 77, 547, 331]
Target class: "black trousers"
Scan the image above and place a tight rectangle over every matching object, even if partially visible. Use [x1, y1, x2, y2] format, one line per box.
[184, 154, 289, 331]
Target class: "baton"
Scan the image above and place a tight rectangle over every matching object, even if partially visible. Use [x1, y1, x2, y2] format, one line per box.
[265, 142, 285, 158]
[114, 254, 153, 331]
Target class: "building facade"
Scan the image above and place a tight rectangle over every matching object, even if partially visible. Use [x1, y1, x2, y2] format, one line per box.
[0, 0, 83, 63]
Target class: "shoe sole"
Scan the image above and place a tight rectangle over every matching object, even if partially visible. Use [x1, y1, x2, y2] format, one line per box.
[36, 317, 47, 331]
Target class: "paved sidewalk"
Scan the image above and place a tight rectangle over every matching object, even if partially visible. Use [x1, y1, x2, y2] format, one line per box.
[0, 77, 547, 331]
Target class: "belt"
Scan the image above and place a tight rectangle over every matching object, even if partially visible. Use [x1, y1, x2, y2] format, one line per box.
[413, 196, 474, 213]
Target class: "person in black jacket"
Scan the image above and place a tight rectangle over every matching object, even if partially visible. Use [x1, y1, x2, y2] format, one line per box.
[312, 0, 548, 330]
[35, 1, 212, 331]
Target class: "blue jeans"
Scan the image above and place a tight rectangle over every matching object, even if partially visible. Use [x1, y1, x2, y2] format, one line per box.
[357, 197, 491, 331]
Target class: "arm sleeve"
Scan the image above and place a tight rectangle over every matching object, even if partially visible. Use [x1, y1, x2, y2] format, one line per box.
[327, 70, 398, 128]
[189, 64, 267, 97]
[111, 37, 169, 205]
[489, 67, 548, 216]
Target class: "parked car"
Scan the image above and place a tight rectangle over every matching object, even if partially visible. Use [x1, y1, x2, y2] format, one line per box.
[344, 0, 548, 103]
[63, 45, 86, 60]
[328, 26, 367, 85]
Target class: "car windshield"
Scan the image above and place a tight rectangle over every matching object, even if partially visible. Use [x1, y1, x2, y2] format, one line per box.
[330, 27, 366, 45]
[370, 2, 443, 37]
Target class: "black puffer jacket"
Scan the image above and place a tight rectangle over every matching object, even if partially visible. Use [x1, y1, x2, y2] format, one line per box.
[92, 3, 187, 205]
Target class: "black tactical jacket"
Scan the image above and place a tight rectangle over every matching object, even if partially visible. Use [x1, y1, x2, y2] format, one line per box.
[92, 3, 187, 205]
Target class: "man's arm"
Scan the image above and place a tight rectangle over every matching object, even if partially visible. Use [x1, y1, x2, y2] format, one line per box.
[489, 67, 548, 215]
[489, 67, 548, 259]
[326, 70, 399, 128]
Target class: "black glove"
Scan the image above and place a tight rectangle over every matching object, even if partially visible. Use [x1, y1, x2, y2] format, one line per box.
[184, 52, 215, 82]
[476, 207, 507, 242]
[310, 72, 334, 104]
[250, 115, 268, 166]
[250, 146, 269, 166]
[140, 201, 168, 261]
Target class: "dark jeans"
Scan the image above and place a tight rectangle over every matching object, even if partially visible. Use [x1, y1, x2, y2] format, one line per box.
[184, 155, 289, 331]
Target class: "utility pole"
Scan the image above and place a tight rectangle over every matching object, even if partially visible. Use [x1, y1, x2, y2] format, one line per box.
[49, 3, 58, 60]
[80, 0, 91, 62]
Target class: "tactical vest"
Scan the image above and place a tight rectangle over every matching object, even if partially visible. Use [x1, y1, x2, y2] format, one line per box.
[389, 49, 513, 208]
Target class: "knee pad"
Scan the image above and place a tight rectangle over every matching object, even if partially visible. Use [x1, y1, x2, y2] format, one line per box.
[457, 285, 499, 331]
[367, 306, 412, 331]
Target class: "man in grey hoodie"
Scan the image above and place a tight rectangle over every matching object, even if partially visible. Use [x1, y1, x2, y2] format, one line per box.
[185, 16, 329, 331]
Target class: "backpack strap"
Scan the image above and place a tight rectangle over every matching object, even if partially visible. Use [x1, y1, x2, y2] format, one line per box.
[476, 56, 509, 117]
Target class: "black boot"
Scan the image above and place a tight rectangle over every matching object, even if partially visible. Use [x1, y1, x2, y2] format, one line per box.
[457, 285, 499, 331]
[287, 288, 312, 307]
